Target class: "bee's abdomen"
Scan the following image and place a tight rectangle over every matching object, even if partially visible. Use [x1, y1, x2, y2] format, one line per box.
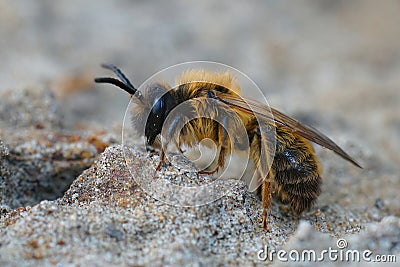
[272, 130, 322, 214]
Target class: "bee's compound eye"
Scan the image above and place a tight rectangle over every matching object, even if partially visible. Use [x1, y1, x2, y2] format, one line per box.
[152, 98, 163, 114]
[145, 94, 175, 145]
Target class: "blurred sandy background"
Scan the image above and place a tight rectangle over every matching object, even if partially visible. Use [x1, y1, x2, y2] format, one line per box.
[1, 1, 400, 265]
[0, 0, 399, 169]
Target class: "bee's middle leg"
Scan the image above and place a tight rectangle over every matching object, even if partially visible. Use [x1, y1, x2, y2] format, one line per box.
[197, 120, 229, 175]
[197, 146, 226, 175]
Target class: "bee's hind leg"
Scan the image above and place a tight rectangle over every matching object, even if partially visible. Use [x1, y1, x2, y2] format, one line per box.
[261, 173, 272, 229]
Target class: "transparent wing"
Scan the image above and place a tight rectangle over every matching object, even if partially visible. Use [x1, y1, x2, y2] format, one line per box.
[212, 92, 362, 168]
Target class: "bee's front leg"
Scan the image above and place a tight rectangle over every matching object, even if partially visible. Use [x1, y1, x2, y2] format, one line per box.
[155, 149, 166, 171]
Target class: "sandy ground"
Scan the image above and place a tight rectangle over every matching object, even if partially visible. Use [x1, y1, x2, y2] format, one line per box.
[0, 1, 399, 266]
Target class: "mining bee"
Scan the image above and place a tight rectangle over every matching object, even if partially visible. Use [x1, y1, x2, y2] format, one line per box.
[95, 64, 361, 227]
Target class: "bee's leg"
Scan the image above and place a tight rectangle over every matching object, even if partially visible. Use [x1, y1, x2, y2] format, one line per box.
[198, 168, 219, 175]
[218, 115, 230, 170]
[155, 149, 166, 171]
[155, 138, 179, 171]
[196, 148, 222, 175]
[149, 151, 158, 157]
[198, 146, 226, 175]
[160, 111, 191, 169]
[261, 178, 272, 229]
[146, 145, 160, 159]
[199, 116, 230, 176]
[197, 119, 228, 175]
[259, 171, 274, 229]
[146, 143, 164, 171]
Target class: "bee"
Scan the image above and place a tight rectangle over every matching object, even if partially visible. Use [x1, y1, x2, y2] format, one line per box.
[95, 64, 362, 227]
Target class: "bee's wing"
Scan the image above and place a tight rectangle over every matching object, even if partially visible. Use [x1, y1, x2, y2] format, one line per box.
[213, 93, 362, 168]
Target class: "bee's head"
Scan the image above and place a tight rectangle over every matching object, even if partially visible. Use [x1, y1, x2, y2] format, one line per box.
[95, 64, 177, 146]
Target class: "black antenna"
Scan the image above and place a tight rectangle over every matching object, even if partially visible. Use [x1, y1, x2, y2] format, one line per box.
[94, 63, 142, 99]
